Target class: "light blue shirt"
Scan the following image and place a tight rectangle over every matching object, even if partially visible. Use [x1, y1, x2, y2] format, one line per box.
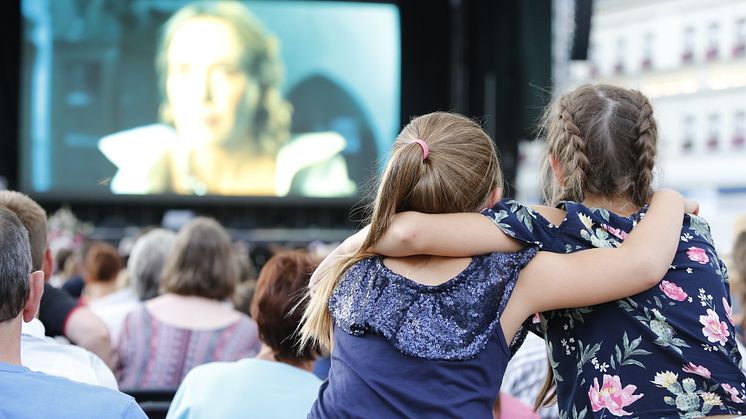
[167, 358, 322, 419]
[0, 362, 146, 419]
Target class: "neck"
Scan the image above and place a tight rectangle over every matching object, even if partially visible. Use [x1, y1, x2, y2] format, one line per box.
[582, 194, 640, 217]
[0, 318, 23, 365]
[83, 281, 118, 301]
[255, 343, 314, 372]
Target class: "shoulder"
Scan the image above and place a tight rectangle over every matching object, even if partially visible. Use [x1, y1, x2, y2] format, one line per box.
[12, 369, 141, 417]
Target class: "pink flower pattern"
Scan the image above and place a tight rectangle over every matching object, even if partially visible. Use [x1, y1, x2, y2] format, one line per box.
[588, 374, 643, 416]
[659, 280, 688, 301]
[682, 362, 711, 379]
[686, 247, 709, 264]
[602, 224, 629, 241]
[721, 383, 744, 403]
[699, 309, 730, 345]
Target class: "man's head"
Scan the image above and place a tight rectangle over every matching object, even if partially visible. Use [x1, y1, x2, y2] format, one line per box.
[0, 191, 51, 279]
[0, 206, 44, 325]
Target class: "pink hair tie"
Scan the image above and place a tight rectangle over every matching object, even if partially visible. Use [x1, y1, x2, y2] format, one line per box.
[412, 139, 429, 160]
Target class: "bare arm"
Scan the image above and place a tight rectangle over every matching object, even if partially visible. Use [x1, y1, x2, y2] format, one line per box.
[65, 306, 113, 368]
[501, 189, 685, 341]
[308, 226, 369, 291]
[371, 212, 522, 257]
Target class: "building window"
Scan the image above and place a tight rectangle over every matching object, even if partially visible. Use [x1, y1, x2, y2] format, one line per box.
[682, 26, 695, 63]
[683, 115, 695, 152]
[641, 33, 653, 70]
[734, 111, 745, 149]
[706, 23, 719, 61]
[734, 18, 746, 57]
[614, 38, 625, 74]
[706, 114, 720, 151]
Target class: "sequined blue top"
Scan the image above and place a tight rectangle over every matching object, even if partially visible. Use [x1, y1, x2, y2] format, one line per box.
[483, 200, 746, 418]
[309, 249, 537, 418]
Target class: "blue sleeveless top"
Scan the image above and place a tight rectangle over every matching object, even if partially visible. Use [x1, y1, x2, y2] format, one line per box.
[483, 199, 746, 418]
[309, 249, 537, 418]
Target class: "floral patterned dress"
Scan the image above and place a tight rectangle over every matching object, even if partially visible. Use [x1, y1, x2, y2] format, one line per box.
[483, 200, 746, 418]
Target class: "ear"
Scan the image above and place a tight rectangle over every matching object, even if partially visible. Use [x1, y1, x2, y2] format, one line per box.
[486, 187, 503, 208]
[41, 248, 53, 282]
[23, 270, 45, 322]
[549, 155, 565, 188]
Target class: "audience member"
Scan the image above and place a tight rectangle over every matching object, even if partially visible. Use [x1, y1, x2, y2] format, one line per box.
[0, 191, 115, 380]
[127, 228, 177, 302]
[500, 333, 559, 419]
[84, 242, 139, 346]
[167, 251, 321, 418]
[81, 242, 123, 303]
[115, 217, 261, 389]
[300, 112, 684, 417]
[0, 207, 146, 419]
[49, 248, 82, 288]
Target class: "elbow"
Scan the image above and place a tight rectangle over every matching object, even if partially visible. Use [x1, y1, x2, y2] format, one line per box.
[387, 220, 424, 254]
[639, 257, 671, 289]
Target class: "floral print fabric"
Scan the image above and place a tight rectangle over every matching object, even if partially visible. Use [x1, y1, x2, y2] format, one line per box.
[483, 200, 746, 418]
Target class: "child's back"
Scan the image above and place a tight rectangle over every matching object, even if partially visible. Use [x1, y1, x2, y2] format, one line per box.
[486, 199, 746, 417]
[311, 251, 535, 418]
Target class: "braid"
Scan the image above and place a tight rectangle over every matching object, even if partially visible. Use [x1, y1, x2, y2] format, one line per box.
[557, 95, 590, 202]
[631, 90, 657, 207]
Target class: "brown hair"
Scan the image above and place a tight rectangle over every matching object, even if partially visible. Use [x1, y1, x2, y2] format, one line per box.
[535, 84, 658, 410]
[0, 191, 47, 271]
[299, 111, 502, 350]
[252, 251, 319, 362]
[156, 1, 291, 155]
[160, 217, 238, 300]
[541, 84, 658, 208]
[84, 242, 122, 283]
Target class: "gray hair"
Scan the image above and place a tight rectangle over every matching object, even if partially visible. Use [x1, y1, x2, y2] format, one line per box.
[127, 229, 177, 301]
[0, 207, 33, 323]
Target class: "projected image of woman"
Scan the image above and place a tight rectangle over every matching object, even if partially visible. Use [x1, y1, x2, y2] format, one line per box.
[99, 1, 356, 196]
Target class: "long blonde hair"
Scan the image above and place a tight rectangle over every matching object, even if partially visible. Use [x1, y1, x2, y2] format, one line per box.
[298, 112, 503, 351]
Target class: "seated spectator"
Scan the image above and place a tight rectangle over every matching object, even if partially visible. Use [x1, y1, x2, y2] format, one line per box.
[49, 248, 83, 288]
[0, 206, 146, 419]
[116, 217, 261, 389]
[167, 251, 321, 418]
[0, 191, 114, 378]
[84, 242, 139, 346]
[127, 228, 177, 301]
[82, 242, 124, 303]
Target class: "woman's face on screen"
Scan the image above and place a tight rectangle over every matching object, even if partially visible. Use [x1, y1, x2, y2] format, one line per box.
[165, 17, 261, 149]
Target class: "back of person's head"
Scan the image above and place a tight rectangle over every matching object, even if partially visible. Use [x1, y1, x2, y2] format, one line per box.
[161, 217, 238, 300]
[55, 248, 74, 275]
[541, 84, 657, 207]
[84, 242, 122, 283]
[252, 251, 318, 363]
[156, 1, 290, 154]
[0, 191, 47, 271]
[127, 229, 177, 301]
[0, 207, 33, 323]
[300, 111, 502, 350]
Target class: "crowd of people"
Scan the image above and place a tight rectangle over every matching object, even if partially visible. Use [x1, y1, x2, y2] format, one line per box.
[1, 83, 746, 419]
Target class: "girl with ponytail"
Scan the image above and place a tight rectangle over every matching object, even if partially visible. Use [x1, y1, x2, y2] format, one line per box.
[300, 111, 687, 418]
[368, 87, 746, 418]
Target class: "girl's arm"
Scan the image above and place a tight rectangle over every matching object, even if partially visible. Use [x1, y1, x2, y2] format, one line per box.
[370, 211, 523, 257]
[500, 189, 685, 340]
[308, 226, 369, 291]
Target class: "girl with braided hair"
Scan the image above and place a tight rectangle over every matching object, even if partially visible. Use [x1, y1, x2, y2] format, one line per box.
[300, 111, 689, 417]
[362, 85, 746, 417]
